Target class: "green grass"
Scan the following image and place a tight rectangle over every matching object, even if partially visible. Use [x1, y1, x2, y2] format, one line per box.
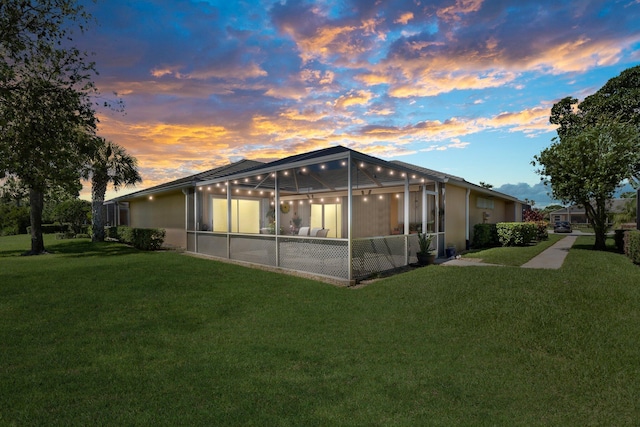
[463, 233, 563, 266]
[2, 234, 640, 425]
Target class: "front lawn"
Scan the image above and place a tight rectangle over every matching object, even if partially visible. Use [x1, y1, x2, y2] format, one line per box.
[463, 233, 563, 266]
[2, 234, 640, 425]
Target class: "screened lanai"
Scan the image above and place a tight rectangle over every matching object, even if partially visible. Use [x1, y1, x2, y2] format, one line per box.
[184, 146, 446, 283]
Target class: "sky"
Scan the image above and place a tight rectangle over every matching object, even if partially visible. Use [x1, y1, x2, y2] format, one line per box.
[77, 0, 640, 205]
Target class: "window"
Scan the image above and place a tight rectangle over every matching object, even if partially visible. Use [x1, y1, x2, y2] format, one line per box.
[311, 203, 342, 238]
[212, 198, 260, 233]
[477, 197, 494, 209]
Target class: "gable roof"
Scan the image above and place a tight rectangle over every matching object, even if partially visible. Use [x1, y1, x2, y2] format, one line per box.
[549, 199, 630, 215]
[392, 160, 524, 203]
[109, 145, 525, 204]
[109, 159, 263, 201]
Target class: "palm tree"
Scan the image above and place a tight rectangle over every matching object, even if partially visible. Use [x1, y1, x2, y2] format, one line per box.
[85, 137, 142, 242]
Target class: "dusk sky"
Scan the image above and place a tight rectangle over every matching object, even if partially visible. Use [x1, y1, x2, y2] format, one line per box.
[79, 0, 640, 204]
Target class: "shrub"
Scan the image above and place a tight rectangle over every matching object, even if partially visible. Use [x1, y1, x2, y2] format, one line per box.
[472, 223, 499, 248]
[27, 224, 69, 235]
[55, 231, 76, 240]
[0, 204, 30, 235]
[112, 226, 165, 250]
[105, 226, 119, 239]
[533, 221, 549, 241]
[496, 222, 537, 247]
[624, 231, 640, 264]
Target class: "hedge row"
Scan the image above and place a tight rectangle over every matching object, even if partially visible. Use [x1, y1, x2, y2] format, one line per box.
[473, 222, 542, 248]
[26, 224, 70, 234]
[472, 224, 499, 248]
[496, 222, 538, 247]
[106, 226, 166, 251]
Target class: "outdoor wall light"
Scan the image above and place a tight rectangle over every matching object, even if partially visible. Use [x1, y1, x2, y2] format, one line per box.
[320, 164, 326, 169]
[341, 161, 346, 166]
[148, 196, 153, 200]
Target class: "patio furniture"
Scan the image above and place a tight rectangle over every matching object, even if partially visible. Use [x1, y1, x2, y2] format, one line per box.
[309, 227, 322, 237]
[316, 229, 329, 237]
[298, 226, 310, 236]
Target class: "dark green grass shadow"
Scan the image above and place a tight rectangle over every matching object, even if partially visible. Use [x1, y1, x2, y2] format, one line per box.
[0, 237, 141, 259]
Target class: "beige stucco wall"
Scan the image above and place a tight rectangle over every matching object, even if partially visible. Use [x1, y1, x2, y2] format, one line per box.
[468, 191, 523, 245]
[446, 185, 524, 251]
[445, 184, 468, 252]
[129, 190, 186, 248]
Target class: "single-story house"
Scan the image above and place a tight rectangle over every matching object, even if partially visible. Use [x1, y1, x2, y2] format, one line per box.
[549, 199, 630, 224]
[107, 146, 525, 283]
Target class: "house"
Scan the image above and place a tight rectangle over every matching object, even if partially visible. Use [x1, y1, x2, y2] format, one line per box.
[548, 199, 630, 224]
[107, 146, 525, 283]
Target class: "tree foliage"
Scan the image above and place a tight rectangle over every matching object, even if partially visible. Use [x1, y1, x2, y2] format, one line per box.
[84, 138, 142, 242]
[534, 66, 640, 249]
[1, 0, 99, 254]
[52, 198, 90, 234]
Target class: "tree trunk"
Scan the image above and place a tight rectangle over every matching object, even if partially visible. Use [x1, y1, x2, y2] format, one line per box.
[91, 178, 107, 242]
[586, 199, 608, 251]
[27, 187, 45, 255]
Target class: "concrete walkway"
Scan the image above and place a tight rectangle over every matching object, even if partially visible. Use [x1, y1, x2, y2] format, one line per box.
[521, 235, 577, 269]
[441, 235, 578, 270]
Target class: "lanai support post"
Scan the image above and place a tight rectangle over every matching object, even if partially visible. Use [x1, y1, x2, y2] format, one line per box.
[226, 180, 232, 258]
[347, 154, 353, 282]
[275, 172, 280, 267]
[404, 175, 410, 264]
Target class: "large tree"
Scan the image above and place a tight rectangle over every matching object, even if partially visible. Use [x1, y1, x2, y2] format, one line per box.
[534, 66, 640, 250]
[1, 0, 99, 254]
[85, 138, 141, 242]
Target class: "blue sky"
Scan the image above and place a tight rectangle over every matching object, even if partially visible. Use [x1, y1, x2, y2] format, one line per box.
[79, 0, 640, 205]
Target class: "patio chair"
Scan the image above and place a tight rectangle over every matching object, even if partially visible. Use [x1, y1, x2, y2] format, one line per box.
[298, 226, 310, 236]
[315, 228, 329, 237]
[309, 227, 322, 237]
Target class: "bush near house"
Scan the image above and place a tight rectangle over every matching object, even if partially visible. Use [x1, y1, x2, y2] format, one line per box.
[624, 231, 640, 264]
[472, 223, 499, 248]
[109, 226, 166, 250]
[496, 222, 538, 247]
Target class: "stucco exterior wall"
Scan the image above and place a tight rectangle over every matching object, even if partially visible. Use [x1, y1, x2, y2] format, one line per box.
[468, 191, 523, 245]
[129, 191, 186, 248]
[445, 184, 468, 252]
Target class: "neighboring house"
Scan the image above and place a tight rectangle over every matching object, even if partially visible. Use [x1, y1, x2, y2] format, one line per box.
[549, 199, 629, 224]
[107, 146, 525, 283]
